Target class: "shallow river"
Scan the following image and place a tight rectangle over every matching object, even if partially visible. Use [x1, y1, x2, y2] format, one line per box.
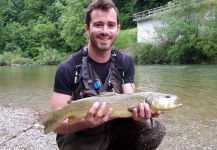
[0, 65, 217, 149]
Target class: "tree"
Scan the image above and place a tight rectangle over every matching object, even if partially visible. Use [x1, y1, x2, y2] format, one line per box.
[0, 13, 5, 53]
[155, 0, 217, 63]
[113, 0, 171, 29]
[46, 0, 65, 22]
[59, 0, 89, 52]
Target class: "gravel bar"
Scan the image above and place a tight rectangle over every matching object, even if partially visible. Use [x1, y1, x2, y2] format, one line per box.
[1, 105, 216, 150]
[0, 105, 58, 150]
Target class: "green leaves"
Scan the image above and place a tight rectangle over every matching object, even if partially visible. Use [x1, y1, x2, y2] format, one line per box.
[0, 51, 31, 65]
[33, 46, 67, 65]
[1, 0, 193, 65]
[0, 0, 70, 65]
[59, 0, 88, 52]
[154, 0, 217, 64]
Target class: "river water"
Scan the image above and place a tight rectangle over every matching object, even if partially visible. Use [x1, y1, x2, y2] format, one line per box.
[135, 65, 217, 149]
[0, 65, 217, 149]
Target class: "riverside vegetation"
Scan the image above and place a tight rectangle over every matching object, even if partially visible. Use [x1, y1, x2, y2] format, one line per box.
[0, 0, 216, 65]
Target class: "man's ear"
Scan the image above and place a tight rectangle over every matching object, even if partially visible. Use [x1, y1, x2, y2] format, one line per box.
[117, 24, 121, 35]
[85, 24, 89, 33]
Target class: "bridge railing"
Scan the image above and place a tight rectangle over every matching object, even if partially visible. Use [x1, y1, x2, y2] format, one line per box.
[133, 0, 203, 21]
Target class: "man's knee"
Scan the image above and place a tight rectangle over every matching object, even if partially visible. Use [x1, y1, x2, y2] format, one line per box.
[137, 119, 166, 150]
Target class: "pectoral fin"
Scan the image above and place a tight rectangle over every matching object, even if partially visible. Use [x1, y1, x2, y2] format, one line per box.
[68, 116, 79, 124]
[127, 107, 135, 113]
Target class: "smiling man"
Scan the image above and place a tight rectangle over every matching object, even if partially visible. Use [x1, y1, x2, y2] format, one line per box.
[87, 6, 119, 55]
[51, 0, 166, 150]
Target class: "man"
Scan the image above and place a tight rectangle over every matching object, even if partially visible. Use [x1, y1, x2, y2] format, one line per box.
[51, 0, 166, 149]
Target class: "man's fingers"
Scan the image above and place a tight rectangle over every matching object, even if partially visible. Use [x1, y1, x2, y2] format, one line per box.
[87, 102, 100, 119]
[143, 102, 151, 119]
[152, 111, 161, 118]
[132, 103, 152, 122]
[102, 108, 113, 122]
[85, 102, 113, 128]
[139, 103, 145, 118]
[95, 102, 106, 120]
[133, 108, 138, 121]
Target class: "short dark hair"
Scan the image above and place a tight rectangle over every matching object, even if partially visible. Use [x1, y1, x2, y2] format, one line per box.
[85, 0, 120, 26]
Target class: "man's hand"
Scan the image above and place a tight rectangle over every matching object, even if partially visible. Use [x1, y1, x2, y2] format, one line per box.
[82, 102, 113, 128]
[132, 102, 161, 122]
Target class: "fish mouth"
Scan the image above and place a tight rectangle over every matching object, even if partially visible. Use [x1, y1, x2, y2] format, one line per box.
[174, 96, 182, 105]
[157, 95, 182, 110]
[168, 96, 182, 109]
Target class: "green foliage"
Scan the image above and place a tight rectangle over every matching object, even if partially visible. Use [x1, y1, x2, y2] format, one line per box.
[0, 51, 31, 65]
[3, 22, 29, 52]
[46, 0, 65, 22]
[33, 46, 68, 65]
[154, 0, 217, 64]
[196, 39, 217, 62]
[33, 21, 56, 46]
[167, 37, 204, 64]
[156, 18, 198, 45]
[114, 28, 137, 49]
[0, 14, 4, 52]
[133, 43, 165, 64]
[59, 0, 88, 52]
[0, 0, 197, 65]
[113, 0, 170, 29]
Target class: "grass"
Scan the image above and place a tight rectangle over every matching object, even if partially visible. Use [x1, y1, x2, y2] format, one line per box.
[114, 28, 137, 50]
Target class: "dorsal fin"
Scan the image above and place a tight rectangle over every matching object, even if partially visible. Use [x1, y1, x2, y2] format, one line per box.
[98, 92, 120, 97]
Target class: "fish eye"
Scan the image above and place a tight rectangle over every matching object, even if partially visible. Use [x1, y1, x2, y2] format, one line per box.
[165, 95, 171, 98]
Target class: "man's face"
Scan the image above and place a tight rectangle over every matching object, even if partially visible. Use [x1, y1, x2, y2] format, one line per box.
[86, 8, 120, 52]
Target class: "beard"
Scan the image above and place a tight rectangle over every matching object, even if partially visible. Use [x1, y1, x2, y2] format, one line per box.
[89, 34, 117, 52]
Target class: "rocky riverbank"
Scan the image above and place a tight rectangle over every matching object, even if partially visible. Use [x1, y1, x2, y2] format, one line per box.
[1, 105, 217, 150]
[0, 105, 58, 150]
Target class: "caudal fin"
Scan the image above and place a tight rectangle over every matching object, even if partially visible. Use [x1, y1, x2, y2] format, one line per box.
[41, 110, 65, 134]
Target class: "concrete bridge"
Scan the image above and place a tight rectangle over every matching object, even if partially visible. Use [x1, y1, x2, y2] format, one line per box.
[133, 0, 204, 43]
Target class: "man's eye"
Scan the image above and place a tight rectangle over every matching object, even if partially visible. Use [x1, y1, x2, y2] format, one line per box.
[108, 24, 115, 28]
[94, 24, 102, 27]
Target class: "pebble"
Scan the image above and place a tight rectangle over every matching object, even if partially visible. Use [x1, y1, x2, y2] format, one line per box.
[1, 105, 217, 150]
[0, 106, 58, 150]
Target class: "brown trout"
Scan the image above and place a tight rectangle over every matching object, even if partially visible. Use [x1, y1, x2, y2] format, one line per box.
[42, 92, 181, 134]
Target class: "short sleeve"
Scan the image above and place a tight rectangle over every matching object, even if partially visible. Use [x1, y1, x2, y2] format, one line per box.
[122, 53, 135, 84]
[53, 60, 75, 96]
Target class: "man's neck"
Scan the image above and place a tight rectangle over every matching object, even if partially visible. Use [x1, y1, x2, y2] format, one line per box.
[87, 44, 111, 63]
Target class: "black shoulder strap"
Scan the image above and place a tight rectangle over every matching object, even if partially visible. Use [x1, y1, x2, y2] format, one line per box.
[111, 48, 123, 68]
[81, 47, 91, 89]
[111, 48, 125, 84]
[73, 46, 87, 84]
[74, 47, 125, 85]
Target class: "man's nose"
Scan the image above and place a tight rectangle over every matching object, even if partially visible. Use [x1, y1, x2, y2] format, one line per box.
[101, 25, 109, 34]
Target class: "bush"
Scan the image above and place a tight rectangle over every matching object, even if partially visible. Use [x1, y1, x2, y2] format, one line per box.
[133, 43, 160, 64]
[196, 39, 217, 63]
[167, 37, 216, 64]
[114, 28, 137, 49]
[33, 46, 68, 65]
[0, 51, 31, 65]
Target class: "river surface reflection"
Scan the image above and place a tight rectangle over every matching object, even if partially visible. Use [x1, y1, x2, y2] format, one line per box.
[135, 65, 217, 149]
[0, 66, 56, 110]
[135, 65, 217, 121]
[0, 65, 217, 149]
